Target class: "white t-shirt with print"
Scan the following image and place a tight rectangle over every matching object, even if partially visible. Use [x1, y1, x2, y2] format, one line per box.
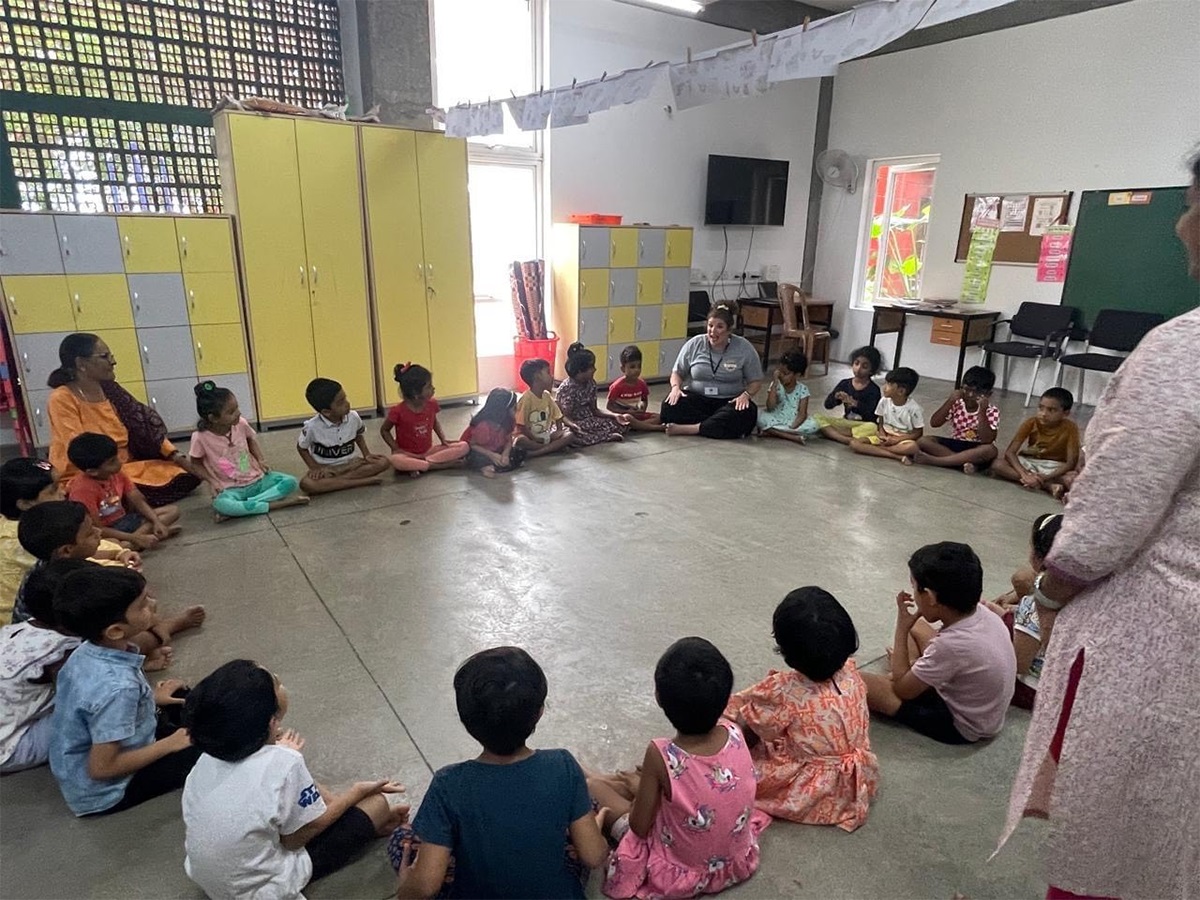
[875, 396, 925, 435]
[183, 744, 327, 900]
[296, 410, 364, 466]
[0, 622, 80, 765]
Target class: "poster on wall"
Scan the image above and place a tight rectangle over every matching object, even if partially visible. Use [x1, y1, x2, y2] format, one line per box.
[1000, 195, 1029, 232]
[1028, 196, 1065, 236]
[970, 196, 1001, 231]
[961, 222, 999, 302]
[1036, 225, 1073, 283]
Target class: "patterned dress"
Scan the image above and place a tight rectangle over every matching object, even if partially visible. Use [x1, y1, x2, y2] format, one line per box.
[555, 377, 627, 447]
[724, 661, 879, 832]
[603, 721, 771, 899]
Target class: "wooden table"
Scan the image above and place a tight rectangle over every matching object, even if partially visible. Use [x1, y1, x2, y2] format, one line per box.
[868, 304, 1001, 386]
[738, 296, 834, 366]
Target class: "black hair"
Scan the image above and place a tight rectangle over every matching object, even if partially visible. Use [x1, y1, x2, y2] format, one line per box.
[17, 501, 89, 561]
[849, 345, 883, 374]
[772, 587, 859, 682]
[47, 333, 100, 389]
[305, 377, 343, 412]
[454, 646, 547, 756]
[620, 345, 642, 366]
[961, 365, 996, 393]
[470, 387, 517, 428]
[184, 659, 280, 762]
[564, 343, 596, 378]
[778, 349, 808, 377]
[707, 303, 736, 329]
[1192, 149, 1200, 184]
[885, 366, 919, 394]
[908, 542, 983, 613]
[654, 637, 734, 736]
[0, 457, 56, 520]
[53, 565, 147, 643]
[519, 357, 550, 388]
[67, 432, 119, 472]
[394, 363, 433, 403]
[1031, 513, 1063, 564]
[20, 558, 94, 626]
[194, 380, 235, 431]
[1041, 387, 1074, 412]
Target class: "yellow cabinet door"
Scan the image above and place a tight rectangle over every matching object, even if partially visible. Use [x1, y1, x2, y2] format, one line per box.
[416, 131, 478, 399]
[591, 344, 609, 383]
[609, 228, 638, 268]
[123, 380, 148, 404]
[636, 268, 664, 306]
[295, 118, 375, 408]
[608, 307, 636, 344]
[638, 340, 660, 378]
[578, 268, 609, 309]
[360, 126, 431, 395]
[192, 323, 248, 376]
[226, 114, 315, 420]
[662, 303, 688, 339]
[175, 217, 235, 273]
[184, 271, 241, 325]
[1, 275, 74, 333]
[92, 328, 145, 385]
[665, 228, 693, 266]
[67, 275, 134, 330]
[118, 217, 181, 273]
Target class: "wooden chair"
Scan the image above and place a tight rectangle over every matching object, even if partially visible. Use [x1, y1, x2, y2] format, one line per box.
[777, 282, 831, 374]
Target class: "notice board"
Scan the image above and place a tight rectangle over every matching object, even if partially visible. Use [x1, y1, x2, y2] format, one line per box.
[955, 192, 1072, 264]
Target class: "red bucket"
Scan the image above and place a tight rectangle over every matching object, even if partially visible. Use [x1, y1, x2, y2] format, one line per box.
[513, 334, 558, 390]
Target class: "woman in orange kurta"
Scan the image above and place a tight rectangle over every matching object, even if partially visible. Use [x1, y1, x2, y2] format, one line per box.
[47, 333, 200, 506]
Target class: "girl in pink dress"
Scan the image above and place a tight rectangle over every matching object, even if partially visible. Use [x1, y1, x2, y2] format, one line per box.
[588, 638, 770, 899]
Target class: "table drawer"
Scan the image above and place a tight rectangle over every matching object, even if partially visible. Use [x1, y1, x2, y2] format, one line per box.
[930, 317, 964, 345]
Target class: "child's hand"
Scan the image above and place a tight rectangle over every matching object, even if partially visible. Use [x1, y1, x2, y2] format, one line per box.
[308, 466, 332, 480]
[835, 391, 853, 405]
[152, 520, 171, 540]
[352, 779, 405, 802]
[119, 549, 143, 570]
[949, 388, 964, 403]
[165, 728, 192, 751]
[276, 728, 305, 752]
[129, 533, 159, 551]
[154, 678, 188, 705]
[615, 413, 632, 425]
[895, 591, 920, 628]
[366, 453, 390, 464]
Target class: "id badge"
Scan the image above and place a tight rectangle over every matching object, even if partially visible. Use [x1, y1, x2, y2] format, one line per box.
[704, 386, 719, 397]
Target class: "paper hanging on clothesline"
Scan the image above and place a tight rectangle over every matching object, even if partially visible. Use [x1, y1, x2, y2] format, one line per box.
[444, 101, 503, 139]
[918, 0, 1019, 29]
[1036, 225, 1073, 282]
[670, 41, 775, 110]
[550, 89, 589, 128]
[1000, 195, 1029, 232]
[768, 20, 844, 82]
[1028, 196, 1065, 236]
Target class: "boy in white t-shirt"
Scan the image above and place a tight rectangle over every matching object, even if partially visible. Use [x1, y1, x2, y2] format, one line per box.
[296, 378, 390, 496]
[849, 367, 925, 464]
[182, 659, 408, 900]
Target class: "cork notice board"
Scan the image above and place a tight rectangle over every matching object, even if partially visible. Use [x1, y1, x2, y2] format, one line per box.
[954, 192, 1072, 265]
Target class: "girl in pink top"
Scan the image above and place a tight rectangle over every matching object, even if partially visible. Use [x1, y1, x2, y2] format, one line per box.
[588, 638, 770, 899]
[379, 364, 468, 476]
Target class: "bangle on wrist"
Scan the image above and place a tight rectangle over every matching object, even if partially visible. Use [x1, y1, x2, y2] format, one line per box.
[1032, 571, 1064, 611]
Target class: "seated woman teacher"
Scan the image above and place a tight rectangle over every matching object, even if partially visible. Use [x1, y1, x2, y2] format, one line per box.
[47, 332, 200, 506]
[661, 303, 763, 439]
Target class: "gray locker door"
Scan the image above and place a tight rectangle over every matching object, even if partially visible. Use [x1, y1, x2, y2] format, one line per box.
[136, 326, 198, 382]
[637, 229, 665, 267]
[610, 269, 637, 306]
[0, 214, 65, 275]
[129, 274, 188, 328]
[659, 338, 687, 374]
[578, 308, 609, 345]
[54, 215, 123, 273]
[13, 332, 71, 394]
[25, 389, 54, 447]
[218, 371, 257, 426]
[145, 378, 202, 433]
[635, 310, 661, 341]
[578, 228, 610, 268]
[663, 268, 690, 304]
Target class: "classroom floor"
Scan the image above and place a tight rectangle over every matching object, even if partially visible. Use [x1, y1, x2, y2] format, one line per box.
[0, 365, 1090, 899]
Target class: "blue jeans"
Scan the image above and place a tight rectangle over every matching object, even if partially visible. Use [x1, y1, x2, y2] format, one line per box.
[212, 471, 300, 517]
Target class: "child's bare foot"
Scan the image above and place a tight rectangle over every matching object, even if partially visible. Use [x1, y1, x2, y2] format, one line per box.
[481, 465, 496, 478]
[167, 524, 183, 537]
[166, 605, 207, 636]
[212, 510, 231, 523]
[270, 495, 310, 511]
[1049, 483, 1066, 502]
[143, 646, 173, 671]
[963, 463, 977, 475]
[409, 471, 422, 478]
[607, 433, 624, 443]
[901, 455, 914, 466]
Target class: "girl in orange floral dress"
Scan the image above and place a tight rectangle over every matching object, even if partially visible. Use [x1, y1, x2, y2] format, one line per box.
[724, 587, 879, 832]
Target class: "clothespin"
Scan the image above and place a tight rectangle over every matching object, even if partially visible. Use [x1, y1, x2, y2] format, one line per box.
[600, 71, 607, 81]
[751, 30, 758, 47]
[802, 16, 810, 31]
[686, 47, 692, 64]
[571, 77, 577, 89]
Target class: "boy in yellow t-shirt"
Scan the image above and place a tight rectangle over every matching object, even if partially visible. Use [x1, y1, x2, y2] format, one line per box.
[514, 359, 574, 458]
[992, 388, 1081, 500]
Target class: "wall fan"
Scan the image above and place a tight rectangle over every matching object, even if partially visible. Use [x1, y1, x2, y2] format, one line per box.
[815, 149, 859, 194]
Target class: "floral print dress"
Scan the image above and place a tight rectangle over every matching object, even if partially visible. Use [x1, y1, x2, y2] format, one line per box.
[555, 377, 627, 447]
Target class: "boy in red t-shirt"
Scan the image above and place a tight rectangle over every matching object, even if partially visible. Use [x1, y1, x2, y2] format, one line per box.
[606, 345, 662, 427]
[380, 363, 469, 476]
[66, 433, 180, 551]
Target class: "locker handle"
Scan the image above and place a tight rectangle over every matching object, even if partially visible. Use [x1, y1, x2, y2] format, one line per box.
[61, 234, 70, 256]
[608, 318, 615, 335]
[416, 264, 424, 278]
[299, 266, 306, 285]
[196, 342, 203, 360]
[132, 291, 140, 312]
[74, 292, 82, 313]
[123, 234, 131, 255]
[427, 263, 434, 277]
[666, 244, 672, 261]
[142, 345, 150, 365]
[7, 295, 16, 316]
[581, 281, 587, 298]
[180, 236, 188, 256]
[611, 241, 617, 258]
[636, 316, 642, 331]
[311, 266, 318, 285]
[639, 240, 644, 259]
[188, 289, 195, 311]
[637, 281, 643, 298]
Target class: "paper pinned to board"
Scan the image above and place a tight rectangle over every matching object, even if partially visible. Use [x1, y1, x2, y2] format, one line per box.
[1000, 195, 1029, 232]
[444, 101, 503, 139]
[1029, 196, 1065, 236]
[918, 0, 1018, 29]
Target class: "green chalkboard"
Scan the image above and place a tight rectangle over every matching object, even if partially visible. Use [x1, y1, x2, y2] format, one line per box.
[1061, 187, 1197, 327]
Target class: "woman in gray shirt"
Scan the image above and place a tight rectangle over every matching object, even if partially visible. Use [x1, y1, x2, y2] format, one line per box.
[661, 303, 764, 439]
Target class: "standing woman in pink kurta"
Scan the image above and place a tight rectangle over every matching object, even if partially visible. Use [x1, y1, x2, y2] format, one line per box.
[1001, 155, 1200, 899]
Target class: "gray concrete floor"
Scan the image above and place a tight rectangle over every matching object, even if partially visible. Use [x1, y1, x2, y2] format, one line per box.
[1, 366, 1088, 899]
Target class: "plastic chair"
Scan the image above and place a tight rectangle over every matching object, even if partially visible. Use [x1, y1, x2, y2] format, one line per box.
[1054, 309, 1165, 401]
[979, 302, 1080, 406]
[778, 282, 831, 375]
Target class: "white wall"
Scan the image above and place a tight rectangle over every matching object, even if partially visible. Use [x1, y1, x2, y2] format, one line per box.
[813, 0, 1200, 400]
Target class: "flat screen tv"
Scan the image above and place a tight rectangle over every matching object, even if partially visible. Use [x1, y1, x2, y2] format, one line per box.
[705, 155, 790, 226]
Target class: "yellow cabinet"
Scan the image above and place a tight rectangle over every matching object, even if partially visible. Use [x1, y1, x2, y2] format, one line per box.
[662, 303, 688, 339]
[118, 217, 181, 273]
[1, 275, 74, 333]
[579, 269, 609, 309]
[665, 229, 693, 266]
[123, 380, 148, 405]
[192, 323, 247, 376]
[610, 228, 638, 268]
[184, 271, 241, 325]
[176, 218, 235, 273]
[68, 275, 134, 330]
[93, 328, 145, 385]
[592, 344, 609, 383]
[636, 268, 664, 306]
[609, 307, 636, 344]
[639, 340, 660, 378]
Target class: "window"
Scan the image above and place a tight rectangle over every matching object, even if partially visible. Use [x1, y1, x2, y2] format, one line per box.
[854, 156, 939, 308]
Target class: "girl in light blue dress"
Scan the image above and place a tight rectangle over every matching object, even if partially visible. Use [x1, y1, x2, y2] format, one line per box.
[757, 350, 819, 444]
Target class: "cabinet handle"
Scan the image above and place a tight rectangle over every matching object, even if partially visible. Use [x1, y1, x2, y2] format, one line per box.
[427, 263, 434, 277]
[123, 234, 131, 255]
[299, 266, 306, 285]
[7, 295, 17, 316]
[580, 319, 586, 336]
[611, 241, 617, 258]
[74, 292, 82, 313]
[142, 345, 150, 365]
[61, 234, 70, 256]
[132, 291, 140, 312]
[181, 235, 188, 256]
[581, 240, 587, 257]
[639, 240, 644, 259]
[581, 281, 587, 299]
[666, 244, 672, 261]
[188, 289, 195, 311]
[416, 264, 424, 278]
[636, 316, 642, 334]
[196, 342, 203, 360]
[608, 318, 614, 335]
[311, 266, 318, 285]
[637, 281, 643, 298]
[35, 406, 45, 427]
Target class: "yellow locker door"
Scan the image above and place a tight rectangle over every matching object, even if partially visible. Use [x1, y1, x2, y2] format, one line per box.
[578, 269, 609, 309]
[665, 228, 693, 266]
[176, 217, 236, 273]
[638, 340, 660, 378]
[360, 126, 431, 397]
[123, 381, 148, 404]
[416, 131, 478, 399]
[92, 328, 145, 385]
[592, 344, 609, 383]
[118, 217, 181, 273]
[295, 118, 375, 408]
[636, 268, 664, 306]
[609, 307, 636, 344]
[68, 275, 134, 330]
[184, 272, 242, 325]
[609, 228, 638, 268]
[1, 275, 75, 333]
[192, 323, 248, 376]
[226, 114, 315, 419]
[661, 303, 688, 339]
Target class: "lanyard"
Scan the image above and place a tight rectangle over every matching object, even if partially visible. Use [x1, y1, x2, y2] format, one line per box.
[708, 346, 727, 375]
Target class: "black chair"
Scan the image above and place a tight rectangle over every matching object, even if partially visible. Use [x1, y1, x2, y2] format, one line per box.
[1054, 309, 1165, 402]
[980, 302, 1079, 406]
[687, 289, 710, 335]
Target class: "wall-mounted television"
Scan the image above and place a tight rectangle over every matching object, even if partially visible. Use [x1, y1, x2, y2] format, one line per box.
[705, 155, 790, 226]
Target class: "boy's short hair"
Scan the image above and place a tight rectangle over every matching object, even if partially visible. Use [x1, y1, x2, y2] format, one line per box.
[21, 558, 94, 626]
[772, 587, 858, 682]
[17, 501, 88, 561]
[620, 345, 642, 366]
[779, 349, 809, 377]
[1041, 387, 1074, 411]
[66, 433, 119, 472]
[53, 565, 147, 643]
[454, 647, 547, 756]
[908, 542, 983, 613]
[885, 366, 919, 394]
[184, 660, 279, 762]
[654, 637, 733, 736]
[850, 345, 883, 374]
[305, 377, 343, 412]
[961, 366, 996, 393]
[519, 358, 550, 388]
[0, 457, 55, 520]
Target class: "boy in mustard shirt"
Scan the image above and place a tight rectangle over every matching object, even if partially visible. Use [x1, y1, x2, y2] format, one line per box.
[514, 359, 575, 458]
[992, 387, 1080, 499]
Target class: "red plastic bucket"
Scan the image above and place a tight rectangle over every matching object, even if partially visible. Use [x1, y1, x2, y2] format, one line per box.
[513, 333, 559, 389]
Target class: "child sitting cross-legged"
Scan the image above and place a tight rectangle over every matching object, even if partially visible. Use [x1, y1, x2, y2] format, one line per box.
[296, 378, 390, 495]
[914, 365, 1001, 474]
[381, 363, 469, 476]
[182, 659, 408, 899]
[991, 387, 1081, 500]
[460, 388, 525, 478]
[848, 366, 924, 463]
[514, 359, 575, 458]
[606, 345, 662, 428]
[756, 349, 819, 444]
[815, 345, 883, 444]
[556, 343, 639, 447]
[723, 588, 879, 832]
